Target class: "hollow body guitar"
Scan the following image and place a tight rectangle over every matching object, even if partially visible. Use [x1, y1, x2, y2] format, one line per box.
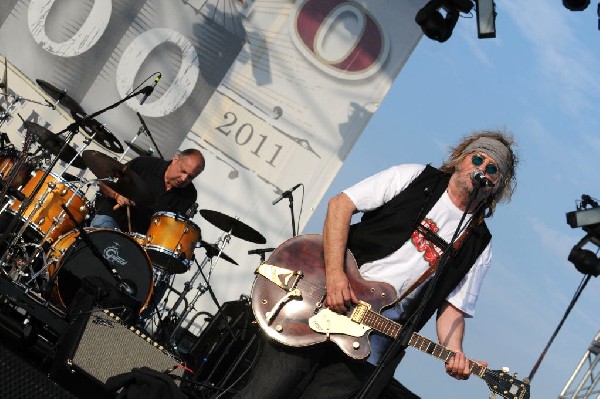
[251, 234, 530, 399]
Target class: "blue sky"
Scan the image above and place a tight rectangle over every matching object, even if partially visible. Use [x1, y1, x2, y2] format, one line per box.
[303, 1, 600, 397]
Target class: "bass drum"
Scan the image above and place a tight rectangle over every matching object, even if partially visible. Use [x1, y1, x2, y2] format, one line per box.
[47, 228, 153, 312]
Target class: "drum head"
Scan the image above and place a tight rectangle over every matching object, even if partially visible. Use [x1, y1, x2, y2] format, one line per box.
[52, 229, 153, 311]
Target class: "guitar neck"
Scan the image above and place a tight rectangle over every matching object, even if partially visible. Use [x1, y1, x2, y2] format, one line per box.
[358, 305, 486, 378]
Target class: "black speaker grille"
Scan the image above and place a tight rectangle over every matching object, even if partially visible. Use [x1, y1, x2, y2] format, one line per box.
[0, 344, 77, 399]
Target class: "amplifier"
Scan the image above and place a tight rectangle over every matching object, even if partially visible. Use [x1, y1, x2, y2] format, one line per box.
[60, 310, 184, 386]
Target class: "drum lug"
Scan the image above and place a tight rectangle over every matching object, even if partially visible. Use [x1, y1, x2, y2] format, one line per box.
[153, 218, 159, 226]
[147, 234, 153, 243]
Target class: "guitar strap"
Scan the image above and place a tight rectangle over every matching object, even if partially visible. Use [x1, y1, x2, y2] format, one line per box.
[396, 220, 474, 303]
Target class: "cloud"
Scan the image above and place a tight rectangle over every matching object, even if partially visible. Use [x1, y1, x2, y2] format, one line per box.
[501, 0, 600, 115]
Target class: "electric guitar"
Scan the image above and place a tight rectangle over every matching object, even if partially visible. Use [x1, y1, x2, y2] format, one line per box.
[251, 234, 530, 399]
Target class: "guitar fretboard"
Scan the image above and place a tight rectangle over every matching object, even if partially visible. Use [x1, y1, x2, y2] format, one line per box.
[357, 305, 485, 378]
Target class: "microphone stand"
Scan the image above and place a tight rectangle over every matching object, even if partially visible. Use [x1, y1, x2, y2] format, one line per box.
[136, 112, 164, 160]
[354, 186, 489, 398]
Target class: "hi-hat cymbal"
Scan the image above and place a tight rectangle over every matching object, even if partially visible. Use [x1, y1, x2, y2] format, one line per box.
[199, 209, 266, 244]
[36, 79, 86, 116]
[125, 140, 154, 157]
[82, 150, 155, 206]
[78, 117, 124, 154]
[23, 121, 85, 168]
[199, 240, 238, 265]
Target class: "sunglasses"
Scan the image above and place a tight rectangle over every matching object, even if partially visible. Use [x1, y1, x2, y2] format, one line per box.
[471, 154, 498, 175]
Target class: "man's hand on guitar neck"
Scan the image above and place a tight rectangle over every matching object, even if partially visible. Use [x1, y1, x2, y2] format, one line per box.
[325, 269, 358, 314]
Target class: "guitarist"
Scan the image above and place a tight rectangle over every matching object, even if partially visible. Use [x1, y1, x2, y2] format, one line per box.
[237, 131, 518, 398]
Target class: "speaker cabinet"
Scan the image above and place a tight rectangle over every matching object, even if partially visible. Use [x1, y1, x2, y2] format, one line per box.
[55, 310, 184, 386]
[0, 342, 77, 399]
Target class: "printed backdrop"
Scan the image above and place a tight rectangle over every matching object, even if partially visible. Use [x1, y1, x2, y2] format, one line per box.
[0, 0, 424, 328]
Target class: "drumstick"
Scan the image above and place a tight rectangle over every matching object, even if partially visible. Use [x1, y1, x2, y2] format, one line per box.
[126, 205, 132, 232]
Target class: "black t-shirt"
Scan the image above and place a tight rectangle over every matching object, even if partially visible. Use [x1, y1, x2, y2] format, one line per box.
[94, 156, 197, 233]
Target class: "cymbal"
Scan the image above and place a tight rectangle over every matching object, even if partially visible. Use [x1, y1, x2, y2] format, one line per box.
[200, 209, 266, 244]
[81, 150, 155, 206]
[125, 140, 153, 157]
[36, 79, 86, 116]
[78, 117, 124, 154]
[199, 240, 238, 265]
[23, 121, 85, 168]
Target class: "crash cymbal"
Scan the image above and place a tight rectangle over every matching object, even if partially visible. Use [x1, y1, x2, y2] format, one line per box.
[199, 209, 266, 244]
[199, 240, 238, 265]
[36, 79, 86, 116]
[23, 121, 85, 168]
[77, 117, 124, 154]
[125, 140, 154, 157]
[81, 150, 155, 206]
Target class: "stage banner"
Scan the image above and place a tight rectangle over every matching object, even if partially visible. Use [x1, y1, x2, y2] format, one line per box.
[0, 0, 424, 322]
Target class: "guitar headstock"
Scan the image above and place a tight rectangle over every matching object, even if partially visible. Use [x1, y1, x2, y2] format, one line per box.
[483, 368, 530, 399]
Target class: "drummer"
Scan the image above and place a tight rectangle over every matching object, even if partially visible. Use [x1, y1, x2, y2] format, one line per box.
[90, 148, 205, 233]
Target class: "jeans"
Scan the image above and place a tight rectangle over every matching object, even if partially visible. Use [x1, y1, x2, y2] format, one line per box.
[233, 336, 377, 399]
[89, 214, 120, 230]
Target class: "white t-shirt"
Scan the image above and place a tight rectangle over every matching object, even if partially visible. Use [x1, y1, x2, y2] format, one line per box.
[343, 164, 492, 364]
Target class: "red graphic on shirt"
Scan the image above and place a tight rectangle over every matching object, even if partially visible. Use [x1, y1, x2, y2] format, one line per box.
[411, 218, 443, 267]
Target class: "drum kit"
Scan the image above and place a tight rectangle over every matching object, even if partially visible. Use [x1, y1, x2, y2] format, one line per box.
[0, 78, 267, 343]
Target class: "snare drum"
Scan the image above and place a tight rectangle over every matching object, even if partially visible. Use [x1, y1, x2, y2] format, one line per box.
[144, 211, 201, 274]
[8, 169, 89, 242]
[47, 228, 153, 312]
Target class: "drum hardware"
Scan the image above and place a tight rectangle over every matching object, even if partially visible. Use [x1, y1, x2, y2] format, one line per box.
[23, 121, 86, 169]
[120, 118, 156, 161]
[158, 232, 236, 349]
[77, 116, 124, 154]
[124, 139, 154, 157]
[82, 149, 156, 207]
[36, 79, 87, 117]
[199, 209, 266, 244]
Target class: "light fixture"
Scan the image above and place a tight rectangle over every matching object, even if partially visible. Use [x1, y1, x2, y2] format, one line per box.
[415, 0, 474, 43]
[568, 245, 600, 276]
[476, 0, 496, 38]
[562, 0, 590, 11]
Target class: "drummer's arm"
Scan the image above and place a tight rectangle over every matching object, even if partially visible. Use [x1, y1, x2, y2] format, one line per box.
[98, 183, 135, 207]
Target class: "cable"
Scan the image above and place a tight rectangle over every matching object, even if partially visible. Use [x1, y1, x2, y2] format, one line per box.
[527, 274, 592, 381]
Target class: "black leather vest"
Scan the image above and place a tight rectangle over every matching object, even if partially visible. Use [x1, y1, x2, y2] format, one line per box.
[347, 165, 491, 330]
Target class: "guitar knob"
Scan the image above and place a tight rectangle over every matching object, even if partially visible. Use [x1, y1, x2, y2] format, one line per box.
[275, 325, 283, 332]
[352, 342, 360, 349]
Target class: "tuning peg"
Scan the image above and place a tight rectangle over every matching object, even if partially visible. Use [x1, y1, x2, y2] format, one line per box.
[501, 366, 510, 373]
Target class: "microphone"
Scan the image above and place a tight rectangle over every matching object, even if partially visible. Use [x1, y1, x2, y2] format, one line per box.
[139, 73, 161, 105]
[248, 248, 276, 255]
[272, 183, 302, 205]
[471, 170, 494, 188]
[185, 202, 199, 218]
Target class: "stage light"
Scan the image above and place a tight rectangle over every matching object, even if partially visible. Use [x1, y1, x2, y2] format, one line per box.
[562, 0, 590, 11]
[568, 246, 600, 276]
[476, 0, 496, 38]
[415, 0, 474, 43]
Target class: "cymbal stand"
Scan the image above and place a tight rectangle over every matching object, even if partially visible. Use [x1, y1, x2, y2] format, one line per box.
[165, 232, 231, 343]
[118, 125, 146, 161]
[0, 93, 53, 128]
